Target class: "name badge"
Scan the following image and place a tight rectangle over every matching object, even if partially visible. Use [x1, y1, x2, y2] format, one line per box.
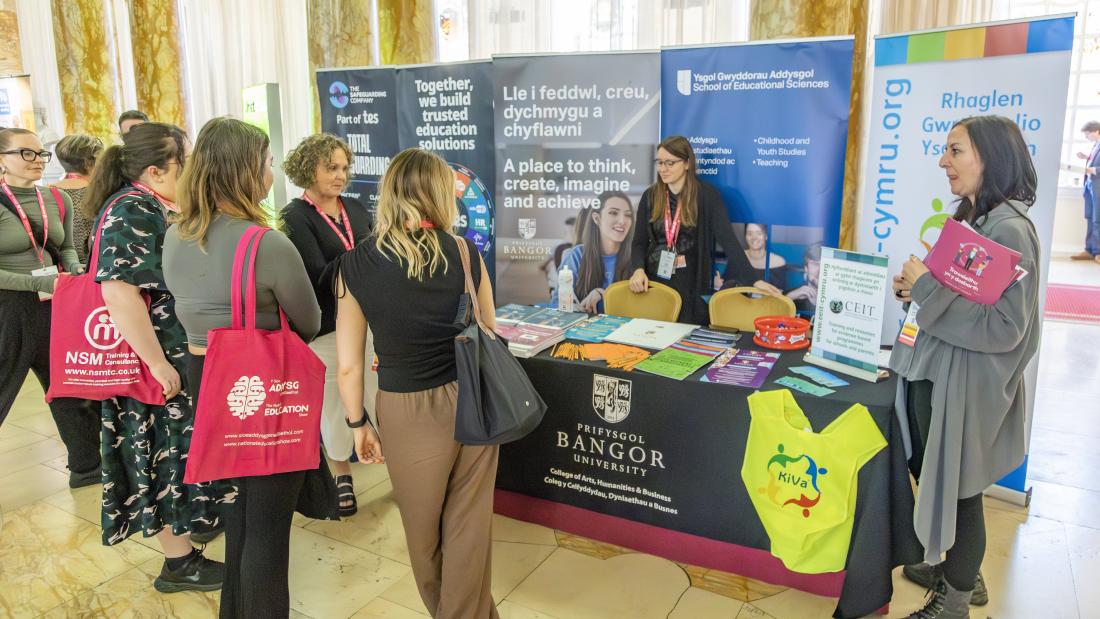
[657, 250, 676, 279]
[898, 302, 920, 347]
[674, 254, 687, 269]
[32, 265, 59, 301]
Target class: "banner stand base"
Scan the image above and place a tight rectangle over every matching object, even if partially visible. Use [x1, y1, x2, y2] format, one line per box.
[984, 484, 1032, 508]
[803, 352, 888, 383]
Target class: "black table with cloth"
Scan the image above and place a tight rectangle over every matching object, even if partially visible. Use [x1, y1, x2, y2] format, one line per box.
[493, 342, 923, 618]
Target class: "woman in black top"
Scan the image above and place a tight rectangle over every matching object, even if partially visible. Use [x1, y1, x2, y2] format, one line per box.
[629, 135, 781, 324]
[280, 134, 374, 516]
[336, 148, 499, 619]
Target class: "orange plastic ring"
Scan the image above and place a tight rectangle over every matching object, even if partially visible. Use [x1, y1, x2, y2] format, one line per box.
[753, 316, 811, 351]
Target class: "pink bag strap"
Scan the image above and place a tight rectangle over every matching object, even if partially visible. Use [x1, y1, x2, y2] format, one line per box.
[49, 187, 65, 223]
[230, 226, 269, 331]
[88, 192, 141, 274]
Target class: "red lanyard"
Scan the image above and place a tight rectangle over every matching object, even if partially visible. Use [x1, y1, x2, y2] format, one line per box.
[420, 219, 434, 229]
[130, 181, 179, 213]
[663, 193, 682, 250]
[1, 180, 48, 265]
[302, 192, 354, 251]
[63, 173, 86, 181]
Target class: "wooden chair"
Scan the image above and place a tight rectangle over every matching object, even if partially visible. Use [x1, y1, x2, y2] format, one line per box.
[603, 280, 682, 322]
[708, 286, 796, 332]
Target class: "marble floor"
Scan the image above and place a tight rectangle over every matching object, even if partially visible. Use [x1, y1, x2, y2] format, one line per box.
[2, 259, 1098, 618]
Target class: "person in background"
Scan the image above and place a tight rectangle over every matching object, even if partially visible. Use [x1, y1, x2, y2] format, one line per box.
[84, 122, 233, 592]
[1073, 120, 1100, 263]
[53, 134, 104, 262]
[629, 135, 780, 324]
[551, 190, 634, 313]
[118, 110, 149, 136]
[0, 127, 101, 488]
[786, 243, 822, 313]
[164, 117, 323, 618]
[891, 116, 1041, 618]
[279, 133, 375, 517]
[336, 148, 497, 619]
[741, 223, 788, 290]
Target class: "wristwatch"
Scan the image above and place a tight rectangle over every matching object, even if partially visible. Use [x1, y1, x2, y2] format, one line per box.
[345, 415, 369, 428]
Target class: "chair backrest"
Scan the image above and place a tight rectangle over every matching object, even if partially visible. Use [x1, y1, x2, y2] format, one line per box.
[709, 287, 796, 331]
[604, 280, 682, 322]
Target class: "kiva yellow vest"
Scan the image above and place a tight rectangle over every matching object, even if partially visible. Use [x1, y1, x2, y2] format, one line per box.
[742, 389, 886, 573]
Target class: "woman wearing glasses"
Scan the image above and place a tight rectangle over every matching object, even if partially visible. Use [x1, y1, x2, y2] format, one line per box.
[53, 135, 104, 263]
[628, 135, 781, 324]
[0, 128, 101, 487]
[85, 122, 235, 593]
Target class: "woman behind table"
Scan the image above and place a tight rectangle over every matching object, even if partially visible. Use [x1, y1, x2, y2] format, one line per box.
[890, 115, 1041, 619]
[84, 122, 233, 591]
[279, 133, 376, 516]
[629, 135, 780, 324]
[163, 117, 324, 618]
[53, 134, 104, 263]
[551, 190, 634, 313]
[336, 148, 498, 619]
[0, 128, 100, 488]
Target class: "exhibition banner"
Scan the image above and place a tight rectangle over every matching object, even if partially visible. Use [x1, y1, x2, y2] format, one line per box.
[806, 248, 890, 382]
[493, 52, 660, 305]
[661, 39, 854, 302]
[397, 61, 497, 277]
[0, 75, 35, 130]
[858, 16, 1074, 495]
[316, 67, 399, 214]
[242, 83, 287, 217]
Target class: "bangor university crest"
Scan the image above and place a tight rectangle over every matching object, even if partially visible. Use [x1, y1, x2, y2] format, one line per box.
[592, 374, 631, 423]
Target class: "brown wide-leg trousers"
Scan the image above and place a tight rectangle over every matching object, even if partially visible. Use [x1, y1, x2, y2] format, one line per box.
[377, 381, 500, 619]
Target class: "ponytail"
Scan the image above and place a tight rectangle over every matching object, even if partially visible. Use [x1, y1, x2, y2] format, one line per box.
[83, 145, 127, 220]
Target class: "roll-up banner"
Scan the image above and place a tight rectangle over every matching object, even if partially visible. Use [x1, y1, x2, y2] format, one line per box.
[493, 52, 660, 306]
[316, 67, 399, 215]
[857, 15, 1074, 500]
[397, 60, 497, 279]
[660, 39, 854, 309]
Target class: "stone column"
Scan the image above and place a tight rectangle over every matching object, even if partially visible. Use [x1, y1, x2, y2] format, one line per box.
[378, 0, 434, 65]
[128, 0, 188, 131]
[51, 0, 122, 137]
[307, 0, 376, 132]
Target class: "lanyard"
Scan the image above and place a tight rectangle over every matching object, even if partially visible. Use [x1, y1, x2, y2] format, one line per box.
[130, 181, 179, 213]
[302, 192, 354, 251]
[1, 180, 48, 264]
[663, 193, 682, 250]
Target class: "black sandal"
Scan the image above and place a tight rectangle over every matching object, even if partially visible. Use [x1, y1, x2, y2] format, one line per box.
[335, 475, 357, 517]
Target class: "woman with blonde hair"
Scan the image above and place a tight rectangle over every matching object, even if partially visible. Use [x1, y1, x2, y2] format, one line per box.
[336, 148, 499, 618]
[163, 117, 327, 618]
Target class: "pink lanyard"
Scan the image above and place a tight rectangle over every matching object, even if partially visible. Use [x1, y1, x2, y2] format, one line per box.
[130, 181, 179, 213]
[1, 180, 48, 265]
[302, 193, 354, 251]
[663, 194, 682, 250]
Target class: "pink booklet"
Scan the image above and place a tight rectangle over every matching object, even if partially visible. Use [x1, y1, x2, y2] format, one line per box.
[923, 218, 1022, 305]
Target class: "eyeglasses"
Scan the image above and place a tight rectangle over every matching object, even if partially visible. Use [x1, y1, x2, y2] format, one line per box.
[1, 148, 52, 162]
[654, 158, 683, 169]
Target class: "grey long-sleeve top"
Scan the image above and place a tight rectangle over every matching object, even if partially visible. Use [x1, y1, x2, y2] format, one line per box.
[0, 185, 79, 292]
[163, 214, 321, 347]
[889, 200, 1040, 565]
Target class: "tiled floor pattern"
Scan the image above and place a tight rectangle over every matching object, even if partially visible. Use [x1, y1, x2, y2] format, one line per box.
[1, 256, 1097, 618]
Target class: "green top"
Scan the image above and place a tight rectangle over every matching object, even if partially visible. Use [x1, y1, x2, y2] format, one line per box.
[0, 184, 79, 293]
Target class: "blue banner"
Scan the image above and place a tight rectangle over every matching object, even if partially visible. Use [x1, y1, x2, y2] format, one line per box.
[661, 40, 854, 305]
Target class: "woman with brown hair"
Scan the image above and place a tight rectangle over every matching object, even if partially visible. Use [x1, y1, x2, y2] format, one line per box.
[551, 190, 635, 313]
[336, 147, 497, 618]
[85, 122, 233, 592]
[629, 135, 780, 323]
[163, 117, 326, 618]
[53, 134, 103, 262]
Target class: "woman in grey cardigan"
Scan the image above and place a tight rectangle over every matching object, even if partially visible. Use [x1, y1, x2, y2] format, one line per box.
[890, 115, 1041, 619]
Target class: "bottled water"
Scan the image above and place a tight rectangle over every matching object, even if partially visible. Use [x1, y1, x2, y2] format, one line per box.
[558, 265, 575, 312]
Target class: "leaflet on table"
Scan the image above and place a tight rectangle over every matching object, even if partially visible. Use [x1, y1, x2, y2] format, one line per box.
[774, 376, 836, 397]
[494, 305, 589, 330]
[923, 218, 1022, 305]
[634, 346, 715, 380]
[683, 327, 741, 348]
[495, 323, 564, 358]
[604, 318, 697, 350]
[789, 365, 850, 388]
[565, 314, 633, 343]
[700, 348, 780, 388]
[495, 304, 545, 326]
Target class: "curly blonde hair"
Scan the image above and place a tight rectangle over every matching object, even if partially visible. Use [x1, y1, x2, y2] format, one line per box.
[283, 133, 353, 189]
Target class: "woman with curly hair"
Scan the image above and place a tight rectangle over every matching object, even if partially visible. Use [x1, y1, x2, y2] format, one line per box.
[279, 133, 376, 516]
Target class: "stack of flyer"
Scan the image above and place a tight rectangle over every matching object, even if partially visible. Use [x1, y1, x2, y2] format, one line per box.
[604, 318, 697, 350]
[923, 218, 1027, 305]
[633, 329, 735, 380]
[492, 305, 588, 358]
[565, 314, 633, 343]
[700, 349, 781, 388]
[495, 304, 545, 326]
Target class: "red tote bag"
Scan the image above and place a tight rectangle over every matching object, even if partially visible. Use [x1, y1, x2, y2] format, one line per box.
[184, 226, 325, 484]
[46, 194, 166, 405]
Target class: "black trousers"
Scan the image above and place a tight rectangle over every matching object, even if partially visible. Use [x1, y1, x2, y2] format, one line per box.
[906, 379, 986, 592]
[187, 354, 306, 619]
[0, 290, 100, 474]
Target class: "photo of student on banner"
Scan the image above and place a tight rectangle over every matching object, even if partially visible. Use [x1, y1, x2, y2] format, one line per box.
[742, 223, 788, 290]
[550, 191, 635, 313]
[629, 136, 781, 325]
[787, 243, 823, 314]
